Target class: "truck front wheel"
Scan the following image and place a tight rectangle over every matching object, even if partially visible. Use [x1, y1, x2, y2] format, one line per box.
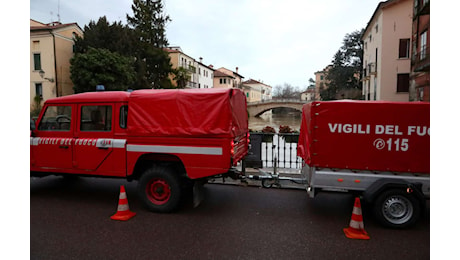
[373, 189, 421, 228]
[138, 166, 182, 213]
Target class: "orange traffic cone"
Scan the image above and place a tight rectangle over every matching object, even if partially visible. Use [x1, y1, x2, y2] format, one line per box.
[343, 197, 370, 240]
[111, 185, 136, 221]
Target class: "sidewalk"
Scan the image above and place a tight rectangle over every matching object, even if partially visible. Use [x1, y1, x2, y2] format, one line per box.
[209, 167, 306, 190]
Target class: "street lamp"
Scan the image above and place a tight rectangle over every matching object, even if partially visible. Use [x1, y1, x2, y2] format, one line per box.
[38, 69, 54, 82]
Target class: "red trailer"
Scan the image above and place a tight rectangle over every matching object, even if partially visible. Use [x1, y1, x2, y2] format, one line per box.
[296, 101, 430, 228]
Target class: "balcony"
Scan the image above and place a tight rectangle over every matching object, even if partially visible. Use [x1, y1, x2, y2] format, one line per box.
[180, 63, 197, 73]
[361, 68, 368, 81]
[367, 63, 377, 77]
[412, 46, 430, 72]
[414, 0, 430, 17]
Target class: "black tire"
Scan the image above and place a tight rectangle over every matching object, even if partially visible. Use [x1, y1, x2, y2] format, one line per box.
[261, 179, 273, 188]
[137, 166, 182, 213]
[373, 189, 421, 228]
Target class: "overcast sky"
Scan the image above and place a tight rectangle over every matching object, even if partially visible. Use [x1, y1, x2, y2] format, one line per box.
[30, 0, 383, 89]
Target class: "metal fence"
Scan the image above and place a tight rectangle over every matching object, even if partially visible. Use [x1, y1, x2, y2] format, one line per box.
[245, 132, 302, 169]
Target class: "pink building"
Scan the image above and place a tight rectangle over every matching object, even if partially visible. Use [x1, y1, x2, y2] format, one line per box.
[361, 0, 413, 101]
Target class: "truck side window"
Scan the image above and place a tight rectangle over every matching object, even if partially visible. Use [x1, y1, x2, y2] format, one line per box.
[38, 105, 72, 131]
[80, 105, 112, 131]
[120, 105, 128, 129]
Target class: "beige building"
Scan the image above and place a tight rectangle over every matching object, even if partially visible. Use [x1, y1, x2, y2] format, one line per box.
[314, 65, 332, 100]
[213, 70, 235, 89]
[213, 67, 244, 89]
[301, 88, 316, 102]
[166, 46, 214, 88]
[242, 79, 272, 102]
[361, 0, 412, 101]
[30, 19, 83, 109]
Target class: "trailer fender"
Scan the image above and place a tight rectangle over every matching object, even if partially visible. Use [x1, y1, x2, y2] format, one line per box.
[363, 178, 425, 205]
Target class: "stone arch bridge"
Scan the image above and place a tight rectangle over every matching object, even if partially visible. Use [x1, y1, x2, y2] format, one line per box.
[247, 99, 309, 117]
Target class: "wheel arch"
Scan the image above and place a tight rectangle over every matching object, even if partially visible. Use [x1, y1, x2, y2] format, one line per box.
[363, 178, 425, 205]
[128, 153, 187, 181]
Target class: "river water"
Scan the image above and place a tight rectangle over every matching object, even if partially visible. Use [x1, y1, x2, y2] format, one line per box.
[248, 110, 302, 132]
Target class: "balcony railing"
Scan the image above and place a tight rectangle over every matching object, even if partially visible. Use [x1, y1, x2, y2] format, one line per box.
[412, 46, 430, 72]
[414, 0, 430, 17]
[180, 63, 197, 73]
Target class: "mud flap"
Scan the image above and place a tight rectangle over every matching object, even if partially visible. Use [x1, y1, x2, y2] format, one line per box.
[193, 180, 205, 208]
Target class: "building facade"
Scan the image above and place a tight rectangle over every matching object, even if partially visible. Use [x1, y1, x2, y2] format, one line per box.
[410, 0, 430, 101]
[301, 87, 316, 102]
[314, 65, 331, 100]
[30, 19, 83, 108]
[166, 47, 198, 88]
[213, 70, 235, 89]
[196, 58, 214, 89]
[214, 67, 244, 89]
[242, 79, 272, 102]
[361, 0, 413, 101]
[166, 47, 214, 89]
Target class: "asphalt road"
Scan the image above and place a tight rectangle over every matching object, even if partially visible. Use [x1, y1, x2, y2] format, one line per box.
[31, 176, 430, 260]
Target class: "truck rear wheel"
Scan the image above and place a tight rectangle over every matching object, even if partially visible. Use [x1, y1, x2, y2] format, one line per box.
[138, 166, 182, 213]
[373, 189, 421, 228]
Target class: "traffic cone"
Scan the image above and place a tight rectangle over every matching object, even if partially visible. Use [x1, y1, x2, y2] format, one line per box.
[111, 185, 136, 221]
[343, 197, 370, 240]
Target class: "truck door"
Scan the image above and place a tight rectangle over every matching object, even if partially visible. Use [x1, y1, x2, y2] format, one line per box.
[31, 105, 74, 170]
[73, 103, 125, 176]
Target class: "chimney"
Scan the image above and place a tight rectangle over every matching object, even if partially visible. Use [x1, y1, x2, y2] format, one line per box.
[209, 64, 213, 69]
[236, 67, 239, 73]
[200, 57, 203, 63]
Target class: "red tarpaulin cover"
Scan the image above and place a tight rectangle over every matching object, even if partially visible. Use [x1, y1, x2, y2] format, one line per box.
[297, 101, 430, 174]
[128, 88, 248, 137]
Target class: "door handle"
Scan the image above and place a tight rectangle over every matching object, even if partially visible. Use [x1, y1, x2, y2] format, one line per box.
[59, 145, 69, 149]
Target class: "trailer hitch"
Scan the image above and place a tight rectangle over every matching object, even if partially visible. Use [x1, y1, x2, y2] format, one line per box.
[245, 145, 305, 188]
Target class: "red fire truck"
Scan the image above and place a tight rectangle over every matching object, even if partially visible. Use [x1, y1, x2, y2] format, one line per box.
[30, 88, 249, 212]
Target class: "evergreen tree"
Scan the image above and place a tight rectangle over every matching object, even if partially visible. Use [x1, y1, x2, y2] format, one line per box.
[322, 29, 364, 100]
[127, 0, 174, 89]
[127, 0, 170, 48]
[70, 48, 136, 93]
[74, 16, 135, 56]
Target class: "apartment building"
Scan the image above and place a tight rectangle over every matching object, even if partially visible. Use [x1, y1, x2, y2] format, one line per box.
[196, 57, 214, 89]
[214, 67, 245, 89]
[301, 87, 316, 102]
[213, 70, 235, 89]
[314, 65, 331, 100]
[166, 46, 214, 89]
[411, 0, 430, 101]
[361, 0, 412, 101]
[242, 79, 272, 102]
[166, 47, 197, 88]
[30, 19, 83, 107]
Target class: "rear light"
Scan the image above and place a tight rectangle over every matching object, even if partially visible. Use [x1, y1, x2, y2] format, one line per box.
[247, 132, 250, 144]
[230, 140, 235, 156]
